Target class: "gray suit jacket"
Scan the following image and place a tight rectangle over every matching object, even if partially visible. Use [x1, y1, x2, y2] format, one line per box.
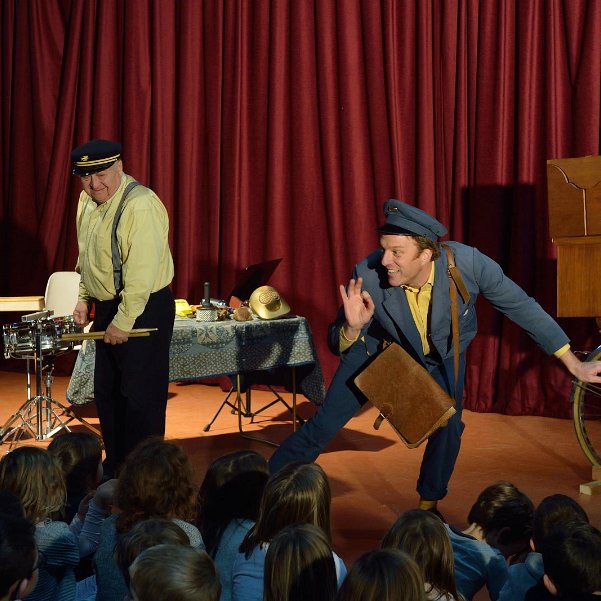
[329, 242, 568, 367]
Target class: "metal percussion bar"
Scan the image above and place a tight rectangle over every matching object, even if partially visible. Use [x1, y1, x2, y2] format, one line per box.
[59, 327, 158, 342]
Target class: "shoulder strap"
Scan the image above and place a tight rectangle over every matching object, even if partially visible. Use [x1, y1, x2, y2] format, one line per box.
[111, 181, 140, 293]
[442, 243, 470, 401]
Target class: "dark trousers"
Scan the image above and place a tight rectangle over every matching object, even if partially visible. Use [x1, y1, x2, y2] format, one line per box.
[269, 335, 465, 501]
[93, 286, 175, 476]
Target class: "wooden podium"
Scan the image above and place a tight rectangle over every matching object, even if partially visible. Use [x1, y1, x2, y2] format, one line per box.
[548, 155, 601, 319]
[547, 155, 601, 492]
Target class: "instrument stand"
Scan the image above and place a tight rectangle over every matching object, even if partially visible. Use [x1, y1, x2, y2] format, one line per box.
[203, 370, 304, 447]
[0, 325, 101, 450]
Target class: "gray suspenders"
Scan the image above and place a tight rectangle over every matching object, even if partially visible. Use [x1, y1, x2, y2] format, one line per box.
[111, 181, 140, 294]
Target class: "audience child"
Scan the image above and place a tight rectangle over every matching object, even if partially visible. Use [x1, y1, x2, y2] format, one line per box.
[114, 518, 190, 588]
[232, 462, 346, 601]
[461, 481, 520, 542]
[498, 494, 589, 601]
[196, 451, 269, 601]
[263, 523, 338, 601]
[0, 512, 38, 601]
[94, 437, 203, 601]
[48, 432, 103, 523]
[0, 446, 80, 601]
[447, 482, 534, 600]
[335, 548, 426, 601]
[129, 544, 221, 601]
[382, 509, 461, 601]
[539, 520, 601, 600]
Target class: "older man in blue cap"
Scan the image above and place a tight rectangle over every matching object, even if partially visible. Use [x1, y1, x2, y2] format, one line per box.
[270, 199, 601, 516]
[71, 139, 175, 477]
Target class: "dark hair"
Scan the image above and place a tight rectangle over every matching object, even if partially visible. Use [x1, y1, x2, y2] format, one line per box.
[129, 544, 221, 601]
[467, 481, 520, 527]
[542, 520, 601, 595]
[114, 518, 190, 586]
[48, 432, 102, 498]
[116, 437, 197, 533]
[264, 523, 337, 601]
[335, 549, 426, 601]
[0, 490, 25, 518]
[532, 494, 588, 550]
[196, 451, 269, 556]
[483, 491, 534, 544]
[240, 462, 331, 558]
[381, 509, 459, 600]
[0, 513, 37, 598]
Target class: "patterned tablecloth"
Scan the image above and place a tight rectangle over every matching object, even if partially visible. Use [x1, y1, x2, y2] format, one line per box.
[67, 315, 326, 406]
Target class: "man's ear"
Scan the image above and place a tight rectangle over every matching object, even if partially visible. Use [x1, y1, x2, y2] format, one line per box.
[543, 574, 558, 597]
[529, 537, 535, 552]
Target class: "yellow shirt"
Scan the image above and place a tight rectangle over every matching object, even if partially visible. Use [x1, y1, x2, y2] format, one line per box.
[76, 174, 174, 331]
[401, 263, 435, 355]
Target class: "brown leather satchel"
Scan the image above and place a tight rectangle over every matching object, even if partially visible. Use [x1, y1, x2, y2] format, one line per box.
[354, 342, 456, 448]
[353, 244, 469, 449]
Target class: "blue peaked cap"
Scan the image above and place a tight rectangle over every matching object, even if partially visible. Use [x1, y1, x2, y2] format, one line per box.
[377, 199, 447, 241]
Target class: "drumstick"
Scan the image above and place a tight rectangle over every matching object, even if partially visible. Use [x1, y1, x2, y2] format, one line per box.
[60, 327, 158, 341]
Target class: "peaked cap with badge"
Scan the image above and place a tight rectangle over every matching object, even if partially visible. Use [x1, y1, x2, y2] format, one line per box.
[377, 199, 447, 241]
[71, 139, 122, 176]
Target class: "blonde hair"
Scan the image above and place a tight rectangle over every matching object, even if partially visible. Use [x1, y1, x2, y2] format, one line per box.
[240, 462, 332, 557]
[382, 509, 459, 600]
[264, 523, 337, 601]
[0, 446, 66, 523]
[129, 544, 220, 601]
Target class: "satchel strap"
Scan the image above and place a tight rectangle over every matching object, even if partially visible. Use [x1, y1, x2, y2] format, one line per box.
[442, 243, 469, 401]
[111, 181, 140, 293]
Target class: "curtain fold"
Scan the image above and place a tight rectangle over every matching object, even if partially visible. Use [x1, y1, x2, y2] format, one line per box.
[1, 0, 600, 418]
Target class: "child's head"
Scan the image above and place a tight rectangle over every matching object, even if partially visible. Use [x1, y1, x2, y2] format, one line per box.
[0, 446, 65, 523]
[241, 462, 332, 556]
[114, 518, 190, 586]
[116, 437, 197, 533]
[542, 520, 601, 596]
[532, 494, 588, 551]
[381, 509, 458, 600]
[467, 480, 520, 529]
[335, 548, 426, 601]
[197, 450, 269, 555]
[264, 523, 337, 601]
[483, 490, 534, 559]
[48, 432, 103, 497]
[0, 513, 38, 601]
[128, 544, 220, 601]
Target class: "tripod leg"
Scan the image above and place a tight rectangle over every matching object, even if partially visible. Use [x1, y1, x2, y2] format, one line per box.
[203, 388, 238, 432]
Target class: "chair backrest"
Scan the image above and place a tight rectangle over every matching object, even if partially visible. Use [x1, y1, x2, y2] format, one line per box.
[44, 271, 81, 317]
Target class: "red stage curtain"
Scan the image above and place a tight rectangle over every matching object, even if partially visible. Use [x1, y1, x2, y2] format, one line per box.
[1, 0, 600, 417]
